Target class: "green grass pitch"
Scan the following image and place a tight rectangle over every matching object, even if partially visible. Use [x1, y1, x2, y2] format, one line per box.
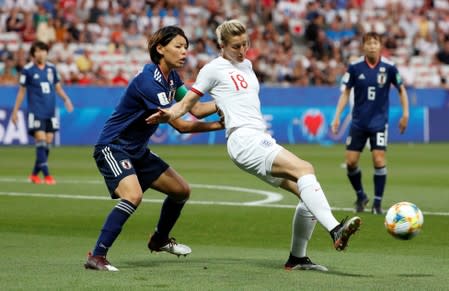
[0, 143, 448, 290]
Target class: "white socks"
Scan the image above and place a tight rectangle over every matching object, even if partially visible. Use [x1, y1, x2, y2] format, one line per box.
[297, 174, 339, 231]
[290, 202, 316, 258]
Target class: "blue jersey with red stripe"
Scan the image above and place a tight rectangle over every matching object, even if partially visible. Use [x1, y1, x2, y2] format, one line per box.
[342, 56, 402, 131]
[96, 63, 183, 155]
[19, 62, 60, 119]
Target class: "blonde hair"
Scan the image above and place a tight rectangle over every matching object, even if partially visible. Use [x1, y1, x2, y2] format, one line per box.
[216, 19, 247, 46]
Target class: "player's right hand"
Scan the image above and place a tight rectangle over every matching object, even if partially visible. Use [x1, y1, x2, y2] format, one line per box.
[145, 108, 172, 124]
[11, 111, 18, 126]
[331, 119, 339, 135]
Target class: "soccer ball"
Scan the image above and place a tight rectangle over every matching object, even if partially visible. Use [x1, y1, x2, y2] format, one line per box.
[384, 201, 424, 240]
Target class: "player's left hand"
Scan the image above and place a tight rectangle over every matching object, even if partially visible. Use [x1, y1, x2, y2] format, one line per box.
[399, 116, 408, 134]
[146, 108, 172, 124]
[65, 99, 74, 113]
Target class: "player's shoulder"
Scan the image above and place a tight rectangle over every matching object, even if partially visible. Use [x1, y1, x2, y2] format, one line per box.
[242, 58, 253, 68]
[23, 62, 34, 71]
[205, 57, 224, 68]
[46, 61, 56, 67]
[380, 56, 396, 67]
[198, 57, 222, 75]
[134, 63, 159, 83]
[350, 56, 364, 66]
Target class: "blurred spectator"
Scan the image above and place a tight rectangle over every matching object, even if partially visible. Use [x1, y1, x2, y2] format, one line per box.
[75, 49, 94, 73]
[3, 0, 37, 13]
[87, 0, 105, 23]
[66, 17, 81, 41]
[0, 56, 18, 85]
[111, 68, 128, 86]
[54, 18, 68, 43]
[124, 22, 146, 52]
[14, 46, 27, 72]
[21, 12, 37, 43]
[109, 22, 125, 52]
[304, 12, 324, 45]
[50, 40, 77, 62]
[87, 15, 110, 45]
[77, 72, 94, 85]
[436, 38, 449, 65]
[56, 55, 79, 84]
[1, 0, 449, 87]
[36, 17, 56, 45]
[93, 65, 110, 86]
[33, 4, 49, 28]
[6, 7, 25, 32]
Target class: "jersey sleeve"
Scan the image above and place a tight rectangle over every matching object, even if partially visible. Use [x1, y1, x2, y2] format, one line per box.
[19, 69, 28, 86]
[53, 66, 61, 84]
[191, 64, 216, 96]
[390, 65, 403, 89]
[342, 65, 354, 89]
[130, 73, 164, 110]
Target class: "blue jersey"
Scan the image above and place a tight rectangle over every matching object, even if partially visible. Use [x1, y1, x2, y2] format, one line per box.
[96, 63, 183, 155]
[342, 56, 402, 131]
[19, 62, 60, 119]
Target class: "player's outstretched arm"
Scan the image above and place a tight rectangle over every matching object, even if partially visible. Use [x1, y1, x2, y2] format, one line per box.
[398, 84, 409, 134]
[146, 90, 201, 124]
[331, 87, 351, 134]
[175, 85, 216, 118]
[169, 117, 224, 133]
[189, 101, 219, 119]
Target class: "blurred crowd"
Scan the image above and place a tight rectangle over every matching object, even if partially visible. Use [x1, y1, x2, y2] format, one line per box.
[1, 0, 449, 88]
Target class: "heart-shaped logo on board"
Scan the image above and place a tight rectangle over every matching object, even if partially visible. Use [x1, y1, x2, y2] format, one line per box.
[304, 113, 324, 136]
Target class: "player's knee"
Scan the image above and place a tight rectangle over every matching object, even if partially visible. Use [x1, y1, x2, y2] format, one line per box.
[346, 161, 358, 170]
[299, 161, 315, 176]
[373, 158, 385, 168]
[170, 182, 191, 201]
[123, 192, 143, 206]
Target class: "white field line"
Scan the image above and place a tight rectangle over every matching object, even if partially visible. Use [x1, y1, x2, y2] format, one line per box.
[0, 177, 448, 216]
[0, 177, 283, 206]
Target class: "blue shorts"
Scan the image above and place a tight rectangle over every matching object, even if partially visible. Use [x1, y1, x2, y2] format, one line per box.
[346, 125, 388, 152]
[27, 113, 59, 136]
[93, 144, 169, 199]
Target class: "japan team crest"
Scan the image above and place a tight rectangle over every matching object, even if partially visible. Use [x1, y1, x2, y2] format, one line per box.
[120, 159, 133, 170]
[47, 68, 54, 84]
[377, 67, 386, 87]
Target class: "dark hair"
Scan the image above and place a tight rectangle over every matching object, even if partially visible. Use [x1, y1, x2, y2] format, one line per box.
[30, 41, 49, 57]
[362, 32, 382, 44]
[148, 26, 189, 64]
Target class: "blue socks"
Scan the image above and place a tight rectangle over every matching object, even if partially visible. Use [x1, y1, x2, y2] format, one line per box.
[92, 197, 186, 257]
[93, 199, 137, 256]
[373, 167, 387, 207]
[347, 166, 366, 200]
[154, 197, 186, 240]
[33, 141, 49, 176]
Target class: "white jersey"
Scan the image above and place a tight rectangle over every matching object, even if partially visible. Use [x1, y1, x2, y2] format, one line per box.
[191, 56, 266, 137]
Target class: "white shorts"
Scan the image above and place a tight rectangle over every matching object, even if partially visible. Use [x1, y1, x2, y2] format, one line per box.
[227, 127, 283, 186]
